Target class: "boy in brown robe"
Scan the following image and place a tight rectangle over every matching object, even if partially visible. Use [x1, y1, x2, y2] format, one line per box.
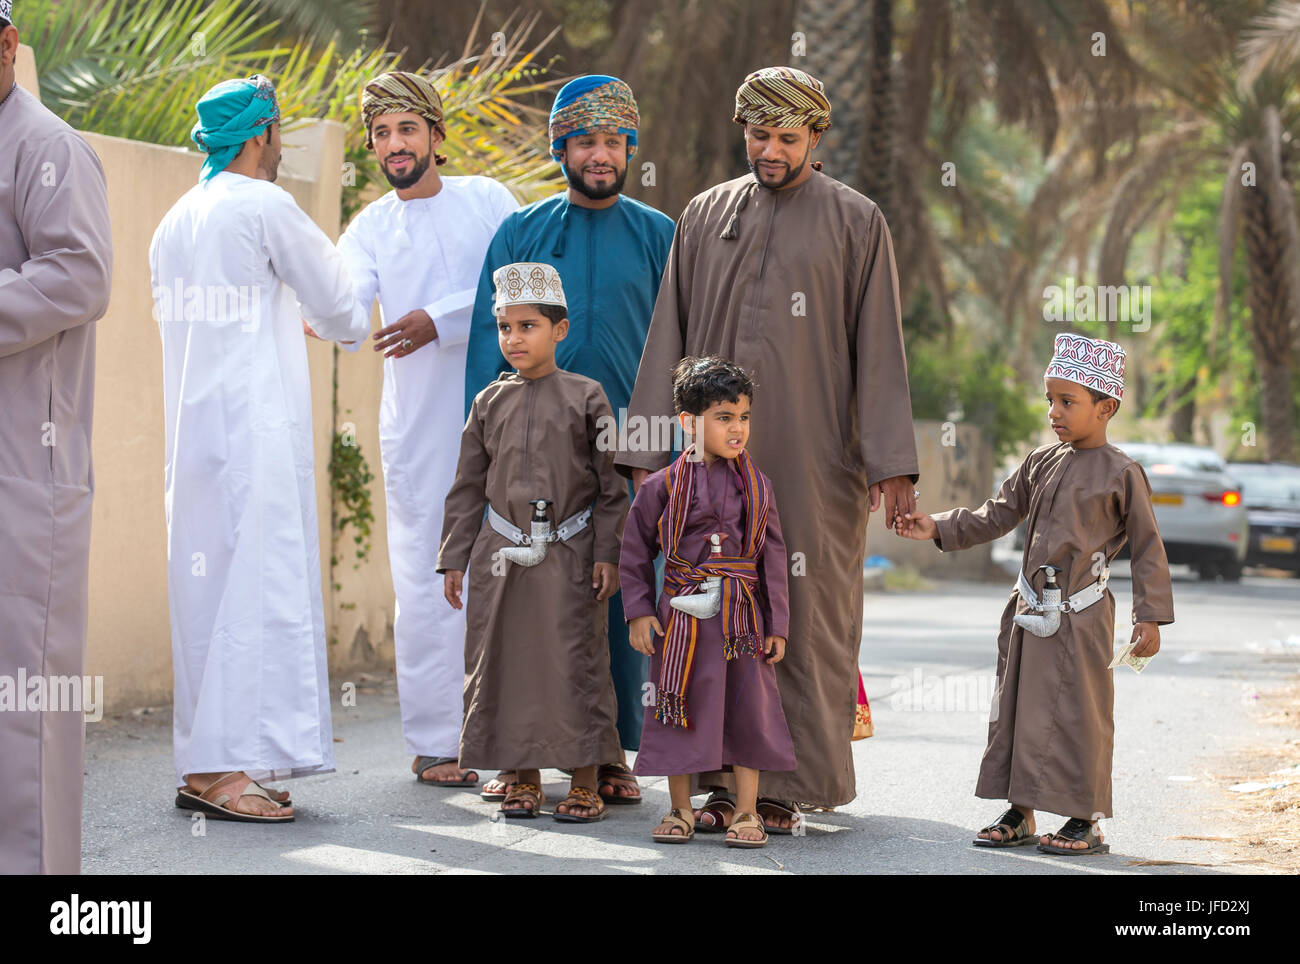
[438, 262, 628, 824]
[897, 334, 1174, 855]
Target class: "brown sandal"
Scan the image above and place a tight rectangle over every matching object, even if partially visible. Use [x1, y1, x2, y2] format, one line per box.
[552, 786, 607, 823]
[175, 772, 294, 823]
[652, 808, 695, 844]
[500, 782, 545, 819]
[725, 811, 769, 849]
[596, 762, 642, 806]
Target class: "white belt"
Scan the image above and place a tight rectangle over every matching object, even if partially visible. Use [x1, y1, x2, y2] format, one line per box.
[487, 504, 593, 546]
[1016, 566, 1110, 614]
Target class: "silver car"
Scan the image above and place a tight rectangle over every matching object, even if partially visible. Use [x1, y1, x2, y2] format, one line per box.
[1112, 442, 1249, 581]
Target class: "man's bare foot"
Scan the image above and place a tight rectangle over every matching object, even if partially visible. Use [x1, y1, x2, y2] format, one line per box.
[412, 757, 478, 785]
[185, 772, 293, 818]
[481, 771, 517, 797]
[977, 804, 1035, 843]
[756, 798, 795, 831]
[1040, 817, 1105, 852]
[597, 763, 641, 802]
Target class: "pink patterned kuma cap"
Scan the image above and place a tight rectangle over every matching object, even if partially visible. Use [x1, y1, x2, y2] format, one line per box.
[1043, 333, 1125, 401]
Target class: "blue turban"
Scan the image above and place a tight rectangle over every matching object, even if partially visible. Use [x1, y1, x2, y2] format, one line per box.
[190, 75, 281, 182]
[548, 75, 639, 162]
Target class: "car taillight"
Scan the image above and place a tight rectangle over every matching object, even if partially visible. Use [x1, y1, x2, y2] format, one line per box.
[1202, 491, 1242, 506]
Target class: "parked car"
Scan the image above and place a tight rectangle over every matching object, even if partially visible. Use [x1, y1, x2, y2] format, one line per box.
[1112, 442, 1248, 581]
[1227, 461, 1300, 575]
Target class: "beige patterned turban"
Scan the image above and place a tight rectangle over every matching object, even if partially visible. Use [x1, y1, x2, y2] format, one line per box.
[493, 262, 567, 315]
[361, 71, 447, 163]
[733, 66, 832, 132]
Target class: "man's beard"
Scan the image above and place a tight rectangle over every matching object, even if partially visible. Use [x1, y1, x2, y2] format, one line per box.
[564, 159, 627, 200]
[748, 148, 807, 190]
[383, 149, 430, 189]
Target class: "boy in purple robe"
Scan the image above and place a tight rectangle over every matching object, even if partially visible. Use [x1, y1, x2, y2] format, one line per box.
[619, 356, 795, 848]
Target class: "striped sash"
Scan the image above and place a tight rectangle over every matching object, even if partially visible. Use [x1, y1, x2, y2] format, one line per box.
[654, 446, 769, 728]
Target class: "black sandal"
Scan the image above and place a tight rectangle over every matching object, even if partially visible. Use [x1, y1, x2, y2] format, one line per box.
[756, 797, 798, 836]
[1037, 817, 1109, 855]
[413, 756, 478, 788]
[972, 807, 1037, 848]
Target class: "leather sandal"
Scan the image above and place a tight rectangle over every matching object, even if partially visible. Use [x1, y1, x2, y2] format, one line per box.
[552, 786, 607, 823]
[500, 782, 545, 819]
[480, 770, 517, 802]
[414, 755, 479, 787]
[725, 811, 769, 849]
[175, 772, 294, 823]
[694, 790, 736, 833]
[1038, 817, 1110, 855]
[756, 797, 797, 835]
[972, 807, 1037, 848]
[652, 808, 695, 844]
[596, 762, 642, 806]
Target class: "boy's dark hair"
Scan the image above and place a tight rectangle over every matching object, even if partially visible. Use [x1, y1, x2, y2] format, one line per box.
[519, 302, 566, 324]
[671, 356, 756, 415]
[1084, 386, 1121, 415]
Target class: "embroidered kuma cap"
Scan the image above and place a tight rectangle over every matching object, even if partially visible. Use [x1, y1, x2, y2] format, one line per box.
[492, 262, 567, 315]
[1043, 333, 1125, 401]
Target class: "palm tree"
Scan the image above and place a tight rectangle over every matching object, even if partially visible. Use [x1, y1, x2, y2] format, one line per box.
[1085, 0, 1300, 461]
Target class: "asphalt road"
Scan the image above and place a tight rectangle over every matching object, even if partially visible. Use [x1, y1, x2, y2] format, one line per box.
[81, 567, 1300, 875]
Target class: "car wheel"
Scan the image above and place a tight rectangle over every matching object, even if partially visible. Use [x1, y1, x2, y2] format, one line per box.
[1219, 555, 1243, 582]
[1196, 561, 1219, 581]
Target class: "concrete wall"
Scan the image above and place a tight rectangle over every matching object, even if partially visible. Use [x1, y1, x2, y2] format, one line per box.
[872, 420, 997, 579]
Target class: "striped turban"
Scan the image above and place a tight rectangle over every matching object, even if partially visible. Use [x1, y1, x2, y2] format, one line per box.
[548, 75, 639, 162]
[733, 66, 832, 132]
[190, 75, 280, 182]
[1, 1, 12, 24]
[361, 71, 447, 164]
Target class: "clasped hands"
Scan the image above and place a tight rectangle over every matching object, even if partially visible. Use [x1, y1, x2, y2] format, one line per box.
[302, 308, 437, 357]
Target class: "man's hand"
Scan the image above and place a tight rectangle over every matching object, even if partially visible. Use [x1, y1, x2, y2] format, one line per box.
[303, 319, 322, 340]
[1130, 621, 1161, 658]
[870, 475, 917, 530]
[593, 562, 620, 601]
[374, 308, 437, 358]
[443, 571, 464, 610]
[629, 615, 663, 655]
[895, 511, 938, 541]
[764, 635, 786, 665]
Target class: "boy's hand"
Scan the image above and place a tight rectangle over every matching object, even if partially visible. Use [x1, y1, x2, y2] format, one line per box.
[593, 562, 619, 601]
[894, 511, 938, 540]
[629, 615, 663, 655]
[1130, 621, 1161, 658]
[444, 571, 464, 610]
[764, 635, 786, 664]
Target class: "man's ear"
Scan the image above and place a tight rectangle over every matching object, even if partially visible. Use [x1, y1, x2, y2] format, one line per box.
[809, 129, 822, 150]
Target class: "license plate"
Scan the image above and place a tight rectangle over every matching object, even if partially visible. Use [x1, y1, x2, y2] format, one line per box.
[1151, 493, 1183, 505]
[1261, 536, 1296, 553]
